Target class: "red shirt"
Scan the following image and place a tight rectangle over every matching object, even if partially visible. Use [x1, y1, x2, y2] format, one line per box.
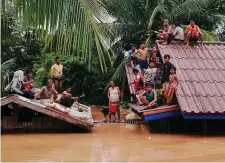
[134, 74, 144, 89]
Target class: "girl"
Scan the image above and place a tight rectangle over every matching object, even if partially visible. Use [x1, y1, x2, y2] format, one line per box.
[164, 67, 178, 105]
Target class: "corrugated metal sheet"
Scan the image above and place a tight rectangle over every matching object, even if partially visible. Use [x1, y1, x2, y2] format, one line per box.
[157, 41, 225, 114]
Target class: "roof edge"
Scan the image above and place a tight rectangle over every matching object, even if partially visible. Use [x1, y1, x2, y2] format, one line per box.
[156, 40, 225, 45]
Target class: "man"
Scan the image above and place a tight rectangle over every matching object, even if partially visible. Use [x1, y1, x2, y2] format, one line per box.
[140, 84, 157, 110]
[60, 88, 79, 107]
[107, 81, 120, 122]
[185, 20, 203, 46]
[134, 42, 151, 73]
[173, 22, 184, 41]
[157, 19, 173, 44]
[50, 56, 63, 91]
[162, 54, 174, 95]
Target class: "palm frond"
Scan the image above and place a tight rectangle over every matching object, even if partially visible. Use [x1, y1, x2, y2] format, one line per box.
[170, 0, 213, 19]
[3, 0, 117, 72]
[103, 59, 126, 93]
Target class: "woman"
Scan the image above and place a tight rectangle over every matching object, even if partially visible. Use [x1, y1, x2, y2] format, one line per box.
[5, 70, 24, 95]
[107, 81, 120, 122]
[34, 79, 70, 113]
[164, 67, 178, 105]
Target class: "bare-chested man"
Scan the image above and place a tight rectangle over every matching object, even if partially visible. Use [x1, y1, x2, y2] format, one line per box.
[134, 42, 151, 73]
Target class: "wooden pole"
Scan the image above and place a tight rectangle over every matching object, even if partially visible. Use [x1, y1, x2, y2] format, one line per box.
[121, 67, 126, 100]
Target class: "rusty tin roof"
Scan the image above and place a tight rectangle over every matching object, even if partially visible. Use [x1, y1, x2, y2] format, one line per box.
[157, 41, 225, 114]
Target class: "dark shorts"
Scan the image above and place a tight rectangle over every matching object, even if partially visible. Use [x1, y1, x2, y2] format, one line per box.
[138, 60, 148, 69]
[190, 36, 198, 42]
[52, 78, 61, 83]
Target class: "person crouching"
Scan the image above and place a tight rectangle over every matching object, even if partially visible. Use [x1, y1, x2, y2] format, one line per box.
[139, 84, 157, 111]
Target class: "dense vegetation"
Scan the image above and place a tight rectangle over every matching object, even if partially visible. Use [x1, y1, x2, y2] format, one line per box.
[1, 0, 225, 104]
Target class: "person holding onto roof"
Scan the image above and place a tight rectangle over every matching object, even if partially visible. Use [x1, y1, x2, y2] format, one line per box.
[157, 19, 173, 44]
[139, 84, 157, 110]
[34, 79, 70, 113]
[185, 20, 203, 46]
[60, 88, 79, 107]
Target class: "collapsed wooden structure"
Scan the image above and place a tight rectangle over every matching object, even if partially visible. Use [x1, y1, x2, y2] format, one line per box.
[1, 94, 94, 131]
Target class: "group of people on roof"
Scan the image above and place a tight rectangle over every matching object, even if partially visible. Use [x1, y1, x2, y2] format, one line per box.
[4, 57, 86, 114]
[125, 42, 178, 110]
[157, 20, 203, 46]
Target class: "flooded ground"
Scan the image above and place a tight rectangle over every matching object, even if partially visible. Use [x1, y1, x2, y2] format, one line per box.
[1, 107, 225, 162]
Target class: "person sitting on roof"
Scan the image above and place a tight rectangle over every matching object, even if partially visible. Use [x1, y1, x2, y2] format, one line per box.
[23, 71, 35, 99]
[185, 20, 203, 46]
[4, 70, 24, 95]
[132, 68, 144, 95]
[34, 79, 70, 113]
[139, 84, 157, 110]
[60, 88, 79, 107]
[144, 60, 157, 87]
[136, 81, 145, 105]
[164, 67, 178, 105]
[157, 19, 173, 44]
[173, 22, 184, 41]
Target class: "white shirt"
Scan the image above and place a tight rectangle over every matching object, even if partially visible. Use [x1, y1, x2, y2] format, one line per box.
[173, 26, 184, 40]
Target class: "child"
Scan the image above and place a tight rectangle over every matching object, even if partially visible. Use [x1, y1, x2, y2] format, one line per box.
[164, 67, 178, 105]
[162, 54, 174, 94]
[139, 84, 157, 110]
[154, 68, 163, 89]
[144, 60, 157, 86]
[23, 71, 35, 99]
[133, 68, 144, 95]
[149, 46, 157, 63]
[136, 81, 145, 105]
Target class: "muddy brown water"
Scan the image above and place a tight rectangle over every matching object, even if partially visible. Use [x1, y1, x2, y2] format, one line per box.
[1, 106, 225, 162]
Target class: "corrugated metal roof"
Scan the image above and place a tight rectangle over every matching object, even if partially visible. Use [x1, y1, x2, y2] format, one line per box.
[157, 41, 225, 114]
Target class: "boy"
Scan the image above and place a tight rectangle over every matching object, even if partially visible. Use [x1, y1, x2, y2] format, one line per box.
[162, 54, 174, 94]
[140, 84, 157, 110]
[23, 71, 35, 99]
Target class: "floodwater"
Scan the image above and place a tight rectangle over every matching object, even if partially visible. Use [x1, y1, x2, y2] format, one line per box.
[1, 107, 225, 162]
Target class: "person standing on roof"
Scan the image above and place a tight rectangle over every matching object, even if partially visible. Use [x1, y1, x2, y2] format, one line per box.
[185, 20, 203, 46]
[162, 54, 174, 96]
[107, 81, 120, 123]
[157, 19, 173, 44]
[133, 42, 152, 73]
[164, 67, 178, 105]
[173, 22, 184, 41]
[128, 45, 138, 68]
[143, 60, 157, 87]
[50, 56, 63, 91]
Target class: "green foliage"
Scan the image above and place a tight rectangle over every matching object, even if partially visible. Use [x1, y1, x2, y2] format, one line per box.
[34, 53, 110, 105]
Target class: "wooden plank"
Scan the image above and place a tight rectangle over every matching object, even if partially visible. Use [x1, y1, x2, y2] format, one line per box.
[143, 106, 180, 116]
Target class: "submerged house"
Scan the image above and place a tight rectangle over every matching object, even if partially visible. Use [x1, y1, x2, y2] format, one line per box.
[127, 41, 225, 129]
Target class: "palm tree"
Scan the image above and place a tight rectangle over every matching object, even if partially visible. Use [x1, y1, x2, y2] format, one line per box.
[2, 0, 118, 73]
